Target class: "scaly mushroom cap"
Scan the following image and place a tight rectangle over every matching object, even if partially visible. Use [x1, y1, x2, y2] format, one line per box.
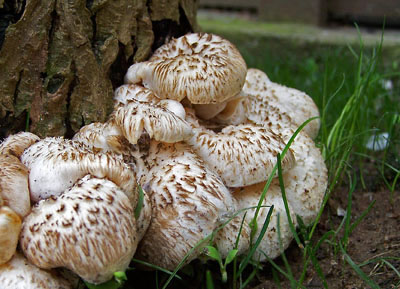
[125, 33, 247, 104]
[243, 68, 320, 139]
[271, 128, 328, 225]
[0, 154, 30, 217]
[0, 132, 40, 157]
[213, 214, 251, 259]
[111, 96, 192, 145]
[234, 182, 297, 261]
[0, 253, 72, 289]
[0, 206, 21, 265]
[135, 141, 237, 270]
[21, 137, 137, 204]
[73, 121, 151, 182]
[185, 123, 296, 187]
[72, 121, 127, 154]
[20, 175, 138, 284]
[115, 84, 186, 118]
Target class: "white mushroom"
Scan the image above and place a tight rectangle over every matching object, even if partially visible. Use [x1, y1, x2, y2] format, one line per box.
[0, 154, 31, 217]
[20, 175, 138, 284]
[185, 123, 296, 187]
[114, 84, 187, 120]
[0, 206, 21, 265]
[20, 137, 137, 203]
[270, 128, 328, 225]
[125, 33, 247, 105]
[0, 253, 72, 289]
[233, 182, 297, 261]
[111, 84, 193, 145]
[243, 68, 320, 139]
[213, 214, 251, 259]
[135, 141, 237, 270]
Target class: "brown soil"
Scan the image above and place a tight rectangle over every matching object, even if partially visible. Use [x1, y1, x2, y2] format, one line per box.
[251, 186, 400, 289]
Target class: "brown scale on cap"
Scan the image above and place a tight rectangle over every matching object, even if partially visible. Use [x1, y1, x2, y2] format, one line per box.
[20, 175, 138, 284]
[124, 33, 247, 105]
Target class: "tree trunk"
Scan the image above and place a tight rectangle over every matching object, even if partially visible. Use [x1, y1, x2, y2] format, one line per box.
[0, 0, 197, 138]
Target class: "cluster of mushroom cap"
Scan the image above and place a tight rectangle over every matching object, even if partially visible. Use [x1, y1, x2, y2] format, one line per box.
[0, 32, 327, 287]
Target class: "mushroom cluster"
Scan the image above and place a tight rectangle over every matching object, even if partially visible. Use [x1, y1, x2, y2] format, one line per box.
[0, 32, 327, 287]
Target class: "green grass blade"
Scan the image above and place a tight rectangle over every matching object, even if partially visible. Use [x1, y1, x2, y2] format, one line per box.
[339, 243, 380, 289]
[238, 205, 274, 276]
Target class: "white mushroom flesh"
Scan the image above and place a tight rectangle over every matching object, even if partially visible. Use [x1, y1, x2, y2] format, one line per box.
[20, 175, 138, 284]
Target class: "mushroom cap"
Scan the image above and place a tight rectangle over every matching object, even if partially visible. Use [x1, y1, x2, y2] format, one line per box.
[271, 128, 328, 225]
[0, 132, 40, 157]
[0, 206, 21, 265]
[20, 175, 138, 284]
[125, 33, 247, 104]
[213, 214, 251, 259]
[185, 123, 296, 187]
[72, 121, 126, 154]
[73, 121, 151, 183]
[234, 182, 297, 261]
[111, 101, 193, 145]
[0, 154, 31, 217]
[135, 141, 237, 270]
[21, 137, 137, 204]
[243, 68, 320, 139]
[0, 253, 72, 289]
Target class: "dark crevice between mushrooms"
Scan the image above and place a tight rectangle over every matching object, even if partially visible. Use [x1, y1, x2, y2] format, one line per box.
[151, 6, 193, 52]
[0, 0, 26, 50]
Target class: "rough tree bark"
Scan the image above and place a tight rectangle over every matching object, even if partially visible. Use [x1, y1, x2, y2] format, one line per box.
[0, 0, 197, 138]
